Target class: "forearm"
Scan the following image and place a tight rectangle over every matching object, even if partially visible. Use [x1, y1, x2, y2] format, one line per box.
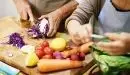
[13, 0, 28, 4]
[65, 0, 97, 26]
[55, 0, 78, 19]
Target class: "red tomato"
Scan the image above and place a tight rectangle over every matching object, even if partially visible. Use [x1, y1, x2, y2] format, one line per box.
[70, 54, 79, 61]
[42, 54, 52, 59]
[36, 46, 44, 51]
[40, 40, 49, 48]
[44, 47, 53, 55]
[35, 49, 45, 59]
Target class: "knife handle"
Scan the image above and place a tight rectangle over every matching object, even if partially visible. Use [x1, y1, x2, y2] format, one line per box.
[0, 61, 20, 75]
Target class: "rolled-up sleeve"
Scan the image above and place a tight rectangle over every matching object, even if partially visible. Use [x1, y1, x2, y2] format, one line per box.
[66, 0, 97, 26]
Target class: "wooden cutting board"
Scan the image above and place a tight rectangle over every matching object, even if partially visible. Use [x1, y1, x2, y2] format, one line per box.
[0, 17, 94, 75]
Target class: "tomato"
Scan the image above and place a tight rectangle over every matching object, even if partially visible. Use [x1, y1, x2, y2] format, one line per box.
[42, 54, 52, 59]
[35, 49, 45, 59]
[36, 46, 44, 51]
[44, 47, 53, 55]
[40, 40, 49, 48]
[70, 54, 79, 61]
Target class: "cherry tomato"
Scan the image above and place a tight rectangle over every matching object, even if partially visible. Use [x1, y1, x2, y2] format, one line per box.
[40, 40, 49, 48]
[35, 46, 45, 59]
[36, 46, 44, 51]
[42, 54, 52, 59]
[44, 47, 53, 55]
[35, 49, 45, 59]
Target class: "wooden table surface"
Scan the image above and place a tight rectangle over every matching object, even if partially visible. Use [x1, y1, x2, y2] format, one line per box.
[0, 17, 94, 75]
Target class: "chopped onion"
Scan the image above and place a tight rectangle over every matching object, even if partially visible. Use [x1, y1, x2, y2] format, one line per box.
[8, 33, 25, 48]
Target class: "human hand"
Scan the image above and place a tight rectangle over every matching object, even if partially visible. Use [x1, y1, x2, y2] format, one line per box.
[39, 11, 62, 37]
[97, 32, 130, 55]
[14, 0, 34, 22]
[67, 20, 92, 45]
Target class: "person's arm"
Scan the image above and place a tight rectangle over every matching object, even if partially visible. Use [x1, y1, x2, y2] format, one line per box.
[13, 0, 34, 22]
[66, 0, 98, 25]
[55, 0, 78, 20]
[65, 0, 98, 45]
[39, 0, 78, 37]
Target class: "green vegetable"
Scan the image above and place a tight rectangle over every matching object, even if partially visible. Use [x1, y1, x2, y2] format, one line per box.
[90, 44, 130, 75]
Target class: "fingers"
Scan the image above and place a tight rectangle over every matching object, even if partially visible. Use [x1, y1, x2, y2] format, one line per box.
[47, 18, 54, 37]
[27, 8, 34, 22]
[105, 32, 130, 42]
[71, 34, 82, 45]
[39, 15, 59, 37]
[39, 15, 45, 20]
[81, 36, 87, 44]
[84, 24, 92, 43]
[96, 32, 130, 55]
[97, 41, 123, 50]
[21, 11, 28, 20]
[50, 29, 57, 37]
[20, 6, 34, 23]
[39, 15, 48, 20]
[96, 41, 126, 55]
[69, 25, 92, 45]
[49, 19, 60, 37]
[105, 33, 121, 41]
[81, 34, 91, 43]
[97, 41, 114, 48]
[85, 24, 93, 35]
[71, 32, 90, 45]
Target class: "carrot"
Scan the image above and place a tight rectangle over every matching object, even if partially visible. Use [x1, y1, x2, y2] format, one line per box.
[61, 42, 93, 58]
[37, 59, 82, 72]
[61, 48, 79, 58]
[79, 42, 93, 53]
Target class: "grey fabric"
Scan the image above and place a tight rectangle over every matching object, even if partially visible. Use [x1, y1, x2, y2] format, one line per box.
[28, 0, 70, 17]
[97, 0, 130, 34]
[66, 0, 105, 25]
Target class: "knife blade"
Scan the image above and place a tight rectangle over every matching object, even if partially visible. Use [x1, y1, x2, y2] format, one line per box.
[91, 34, 108, 41]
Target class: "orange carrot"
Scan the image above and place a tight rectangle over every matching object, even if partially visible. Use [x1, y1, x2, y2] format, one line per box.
[61, 42, 93, 58]
[61, 48, 79, 58]
[37, 59, 82, 72]
[79, 42, 93, 53]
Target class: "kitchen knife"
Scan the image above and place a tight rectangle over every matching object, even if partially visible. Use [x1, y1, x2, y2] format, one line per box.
[91, 34, 108, 41]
